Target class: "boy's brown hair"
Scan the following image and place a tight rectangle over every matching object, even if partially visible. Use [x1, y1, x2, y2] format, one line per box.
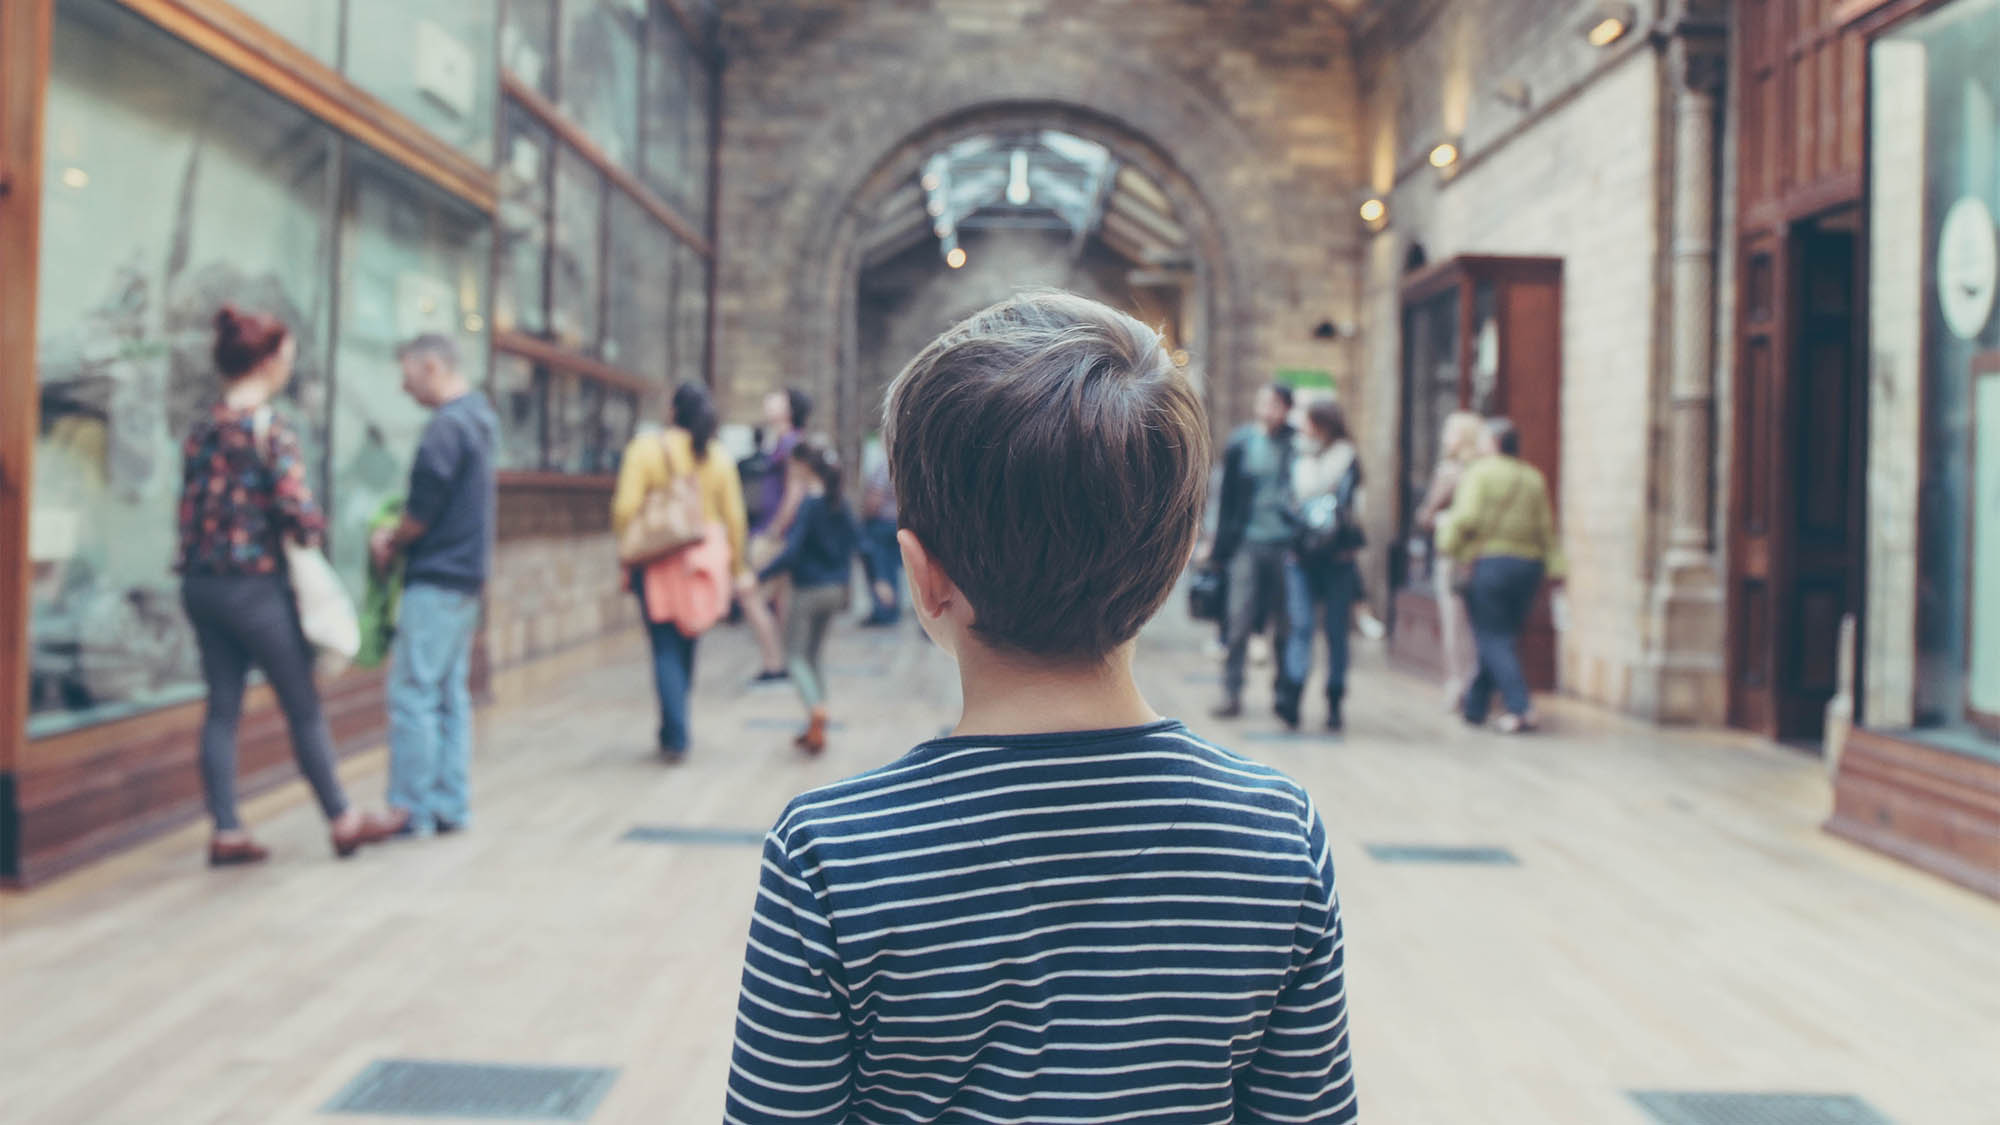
[883, 290, 1210, 660]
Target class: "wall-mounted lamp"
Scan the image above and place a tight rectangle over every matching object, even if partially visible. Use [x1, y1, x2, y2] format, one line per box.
[1428, 141, 1460, 171]
[1582, 2, 1636, 48]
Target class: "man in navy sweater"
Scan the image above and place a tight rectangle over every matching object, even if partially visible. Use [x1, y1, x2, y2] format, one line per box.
[372, 334, 497, 838]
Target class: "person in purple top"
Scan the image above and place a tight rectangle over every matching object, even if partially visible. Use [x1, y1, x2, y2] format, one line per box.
[740, 388, 813, 684]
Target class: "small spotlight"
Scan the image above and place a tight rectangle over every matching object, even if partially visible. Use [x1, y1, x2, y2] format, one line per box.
[921, 172, 941, 191]
[946, 247, 967, 269]
[1582, 2, 1635, 47]
[927, 198, 945, 217]
[933, 220, 951, 238]
[464, 313, 485, 333]
[1429, 143, 1459, 170]
[61, 166, 89, 189]
[1359, 198, 1387, 225]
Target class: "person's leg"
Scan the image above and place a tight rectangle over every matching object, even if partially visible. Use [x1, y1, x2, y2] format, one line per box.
[783, 586, 825, 711]
[1220, 550, 1260, 707]
[230, 577, 350, 822]
[386, 584, 455, 834]
[1487, 560, 1544, 720]
[804, 587, 839, 704]
[183, 578, 253, 834]
[1460, 561, 1501, 725]
[1258, 547, 1299, 709]
[430, 589, 481, 829]
[1323, 561, 1358, 725]
[1434, 559, 1470, 704]
[1280, 558, 1316, 693]
[739, 575, 785, 676]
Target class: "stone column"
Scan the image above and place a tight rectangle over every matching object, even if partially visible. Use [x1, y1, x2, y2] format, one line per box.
[1635, 15, 1730, 724]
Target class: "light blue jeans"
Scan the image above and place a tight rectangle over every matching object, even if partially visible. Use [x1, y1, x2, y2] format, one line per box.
[387, 582, 482, 834]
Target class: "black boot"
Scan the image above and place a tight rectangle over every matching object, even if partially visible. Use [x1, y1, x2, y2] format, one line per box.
[1274, 682, 1302, 730]
[1325, 692, 1345, 733]
[1211, 696, 1243, 719]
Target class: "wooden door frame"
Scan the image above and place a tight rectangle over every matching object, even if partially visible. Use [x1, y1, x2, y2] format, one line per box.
[0, 0, 52, 881]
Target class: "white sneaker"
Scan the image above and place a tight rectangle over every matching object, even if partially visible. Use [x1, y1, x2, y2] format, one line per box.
[1249, 635, 1272, 667]
[1355, 610, 1387, 641]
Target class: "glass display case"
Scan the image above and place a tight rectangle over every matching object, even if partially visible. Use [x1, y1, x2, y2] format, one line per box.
[1390, 255, 1564, 691]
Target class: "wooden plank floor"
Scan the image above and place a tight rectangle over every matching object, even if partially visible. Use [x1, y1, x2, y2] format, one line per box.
[4, 610, 1999, 1124]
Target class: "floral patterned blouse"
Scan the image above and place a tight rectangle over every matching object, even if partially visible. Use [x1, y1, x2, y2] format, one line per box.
[176, 405, 326, 577]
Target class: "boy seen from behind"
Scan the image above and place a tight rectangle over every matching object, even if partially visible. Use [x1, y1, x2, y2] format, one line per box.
[725, 292, 1358, 1124]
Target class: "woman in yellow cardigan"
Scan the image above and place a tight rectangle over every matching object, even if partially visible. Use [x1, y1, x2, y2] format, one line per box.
[611, 382, 750, 761]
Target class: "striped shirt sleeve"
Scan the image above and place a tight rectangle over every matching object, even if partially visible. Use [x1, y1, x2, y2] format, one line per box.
[1236, 804, 1358, 1123]
[725, 832, 855, 1125]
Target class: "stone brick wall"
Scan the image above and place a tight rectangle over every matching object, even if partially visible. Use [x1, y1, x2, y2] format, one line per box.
[1355, 1, 1672, 712]
[715, 0, 1368, 445]
[485, 508, 634, 671]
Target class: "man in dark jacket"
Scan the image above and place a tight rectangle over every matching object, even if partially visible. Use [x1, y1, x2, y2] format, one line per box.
[1213, 382, 1302, 725]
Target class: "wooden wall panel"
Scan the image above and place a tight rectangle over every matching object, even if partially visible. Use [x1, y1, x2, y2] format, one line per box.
[1737, 0, 1870, 224]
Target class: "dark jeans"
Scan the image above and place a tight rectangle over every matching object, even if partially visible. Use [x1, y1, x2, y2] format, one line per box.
[1223, 542, 1296, 700]
[859, 517, 901, 619]
[1285, 557, 1360, 705]
[1461, 556, 1545, 723]
[181, 573, 350, 832]
[636, 578, 699, 751]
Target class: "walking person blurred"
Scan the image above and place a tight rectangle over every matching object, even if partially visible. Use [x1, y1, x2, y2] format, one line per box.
[756, 439, 858, 755]
[178, 307, 397, 865]
[371, 335, 497, 837]
[612, 382, 749, 763]
[1437, 418, 1565, 733]
[1284, 398, 1367, 733]
[1212, 383, 1301, 724]
[739, 389, 813, 683]
[857, 439, 901, 626]
[1415, 412, 1486, 709]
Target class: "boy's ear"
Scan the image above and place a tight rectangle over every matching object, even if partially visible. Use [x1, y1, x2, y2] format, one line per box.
[897, 529, 957, 622]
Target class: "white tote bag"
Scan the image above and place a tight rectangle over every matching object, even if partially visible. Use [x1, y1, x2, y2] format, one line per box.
[253, 408, 361, 676]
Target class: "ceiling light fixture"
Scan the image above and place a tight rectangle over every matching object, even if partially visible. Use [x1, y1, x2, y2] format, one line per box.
[1429, 142, 1460, 170]
[1359, 198, 1387, 225]
[946, 247, 967, 269]
[1006, 149, 1031, 206]
[1582, 2, 1635, 47]
[921, 172, 941, 191]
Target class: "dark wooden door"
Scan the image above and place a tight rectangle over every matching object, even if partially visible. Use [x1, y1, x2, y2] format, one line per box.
[1728, 218, 1862, 744]
[1729, 231, 1788, 737]
[1779, 222, 1860, 741]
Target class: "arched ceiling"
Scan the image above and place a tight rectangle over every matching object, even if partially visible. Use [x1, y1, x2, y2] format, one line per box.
[858, 129, 1190, 270]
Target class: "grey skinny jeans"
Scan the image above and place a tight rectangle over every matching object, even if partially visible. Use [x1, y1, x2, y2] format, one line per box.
[181, 573, 350, 831]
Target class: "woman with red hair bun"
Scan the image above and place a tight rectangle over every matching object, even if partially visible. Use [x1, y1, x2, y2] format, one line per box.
[177, 306, 398, 865]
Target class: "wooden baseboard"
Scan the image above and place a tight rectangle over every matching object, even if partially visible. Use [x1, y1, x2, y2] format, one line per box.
[1825, 726, 2000, 902]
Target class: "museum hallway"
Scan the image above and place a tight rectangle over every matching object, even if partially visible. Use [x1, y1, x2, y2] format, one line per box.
[3, 613, 1997, 1124]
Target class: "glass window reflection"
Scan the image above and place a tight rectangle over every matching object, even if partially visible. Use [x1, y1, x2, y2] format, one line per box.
[343, 0, 498, 164]
[604, 193, 672, 379]
[561, 0, 642, 170]
[551, 145, 604, 356]
[495, 100, 551, 337]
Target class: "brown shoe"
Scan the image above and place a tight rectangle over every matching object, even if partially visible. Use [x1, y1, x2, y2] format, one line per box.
[209, 837, 270, 867]
[332, 810, 402, 858]
[795, 708, 829, 756]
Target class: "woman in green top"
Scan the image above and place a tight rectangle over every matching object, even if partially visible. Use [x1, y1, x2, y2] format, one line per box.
[1436, 419, 1566, 733]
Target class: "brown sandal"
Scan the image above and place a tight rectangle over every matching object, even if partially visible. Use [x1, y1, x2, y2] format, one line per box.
[331, 810, 401, 858]
[794, 708, 829, 756]
[209, 837, 270, 867]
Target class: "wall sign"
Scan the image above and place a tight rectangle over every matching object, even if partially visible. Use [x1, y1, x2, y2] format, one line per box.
[1939, 196, 1998, 341]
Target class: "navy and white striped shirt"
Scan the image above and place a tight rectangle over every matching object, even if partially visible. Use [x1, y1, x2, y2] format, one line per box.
[726, 720, 1357, 1124]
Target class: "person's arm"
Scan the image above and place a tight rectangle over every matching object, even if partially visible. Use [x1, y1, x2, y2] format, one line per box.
[1212, 435, 1248, 566]
[757, 498, 815, 584]
[1435, 464, 1485, 560]
[266, 417, 328, 549]
[716, 458, 753, 583]
[610, 436, 653, 539]
[724, 833, 855, 1124]
[1537, 479, 1568, 583]
[1414, 461, 1459, 532]
[766, 469, 807, 541]
[1234, 803, 1358, 1124]
[373, 415, 458, 568]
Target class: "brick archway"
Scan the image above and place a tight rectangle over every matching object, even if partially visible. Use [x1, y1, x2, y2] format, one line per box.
[713, 17, 1356, 457]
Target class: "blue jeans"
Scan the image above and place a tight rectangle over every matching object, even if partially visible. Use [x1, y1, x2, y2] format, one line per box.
[643, 609, 698, 752]
[1461, 556, 1545, 723]
[859, 517, 901, 620]
[387, 583, 482, 833]
[1284, 557, 1360, 705]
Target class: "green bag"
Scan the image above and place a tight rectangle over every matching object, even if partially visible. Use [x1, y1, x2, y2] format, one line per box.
[356, 496, 406, 669]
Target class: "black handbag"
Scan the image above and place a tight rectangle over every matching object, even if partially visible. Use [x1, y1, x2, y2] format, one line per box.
[1294, 461, 1366, 563]
[1188, 565, 1227, 623]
